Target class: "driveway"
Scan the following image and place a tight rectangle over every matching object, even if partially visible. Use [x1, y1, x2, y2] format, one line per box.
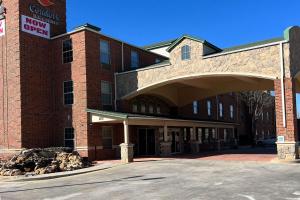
[0, 157, 299, 200]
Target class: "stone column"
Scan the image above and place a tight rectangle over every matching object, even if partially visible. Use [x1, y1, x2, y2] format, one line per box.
[160, 125, 172, 156]
[274, 78, 299, 161]
[120, 120, 134, 163]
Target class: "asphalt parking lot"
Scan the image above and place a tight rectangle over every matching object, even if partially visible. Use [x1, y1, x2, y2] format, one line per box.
[0, 157, 299, 200]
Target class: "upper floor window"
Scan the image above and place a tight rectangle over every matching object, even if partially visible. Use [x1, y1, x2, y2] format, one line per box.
[63, 39, 73, 64]
[207, 100, 212, 116]
[132, 103, 138, 113]
[230, 105, 234, 119]
[193, 101, 199, 114]
[131, 50, 139, 68]
[181, 45, 191, 60]
[101, 81, 112, 106]
[141, 103, 146, 113]
[63, 81, 74, 105]
[156, 106, 161, 114]
[266, 112, 269, 121]
[219, 103, 223, 118]
[102, 126, 113, 149]
[100, 40, 111, 69]
[149, 104, 154, 114]
[64, 127, 75, 148]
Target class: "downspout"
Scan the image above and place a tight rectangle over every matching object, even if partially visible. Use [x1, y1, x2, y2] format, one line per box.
[121, 42, 124, 71]
[114, 73, 117, 111]
[280, 42, 286, 128]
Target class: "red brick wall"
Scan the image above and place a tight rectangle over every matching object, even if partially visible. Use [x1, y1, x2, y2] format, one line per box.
[19, 0, 67, 148]
[0, 0, 22, 150]
[178, 94, 237, 122]
[274, 78, 298, 142]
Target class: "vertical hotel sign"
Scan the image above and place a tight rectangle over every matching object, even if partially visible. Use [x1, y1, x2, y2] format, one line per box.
[21, 15, 50, 39]
[0, 19, 5, 37]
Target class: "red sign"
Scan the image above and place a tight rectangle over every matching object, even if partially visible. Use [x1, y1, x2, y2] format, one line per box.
[21, 15, 50, 39]
[0, 19, 5, 37]
[37, 0, 54, 7]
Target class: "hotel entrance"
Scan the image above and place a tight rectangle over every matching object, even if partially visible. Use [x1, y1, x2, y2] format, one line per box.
[138, 128, 156, 156]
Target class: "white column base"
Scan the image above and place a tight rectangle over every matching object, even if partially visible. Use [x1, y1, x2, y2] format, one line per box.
[120, 143, 134, 163]
[277, 142, 299, 161]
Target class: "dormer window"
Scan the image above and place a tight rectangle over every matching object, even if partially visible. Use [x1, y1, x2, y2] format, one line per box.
[181, 45, 191, 60]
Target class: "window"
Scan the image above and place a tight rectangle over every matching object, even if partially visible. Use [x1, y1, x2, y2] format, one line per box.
[63, 81, 74, 105]
[193, 101, 199, 114]
[156, 106, 161, 114]
[261, 113, 264, 120]
[131, 50, 139, 68]
[224, 129, 227, 142]
[266, 112, 269, 121]
[149, 105, 154, 114]
[198, 128, 202, 143]
[64, 128, 75, 148]
[132, 104, 138, 113]
[141, 103, 146, 113]
[205, 128, 209, 140]
[63, 39, 73, 63]
[101, 81, 112, 106]
[100, 40, 111, 69]
[102, 127, 113, 149]
[212, 129, 216, 139]
[207, 100, 212, 116]
[230, 105, 234, 119]
[181, 45, 191, 60]
[155, 58, 161, 63]
[219, 103, 223, 118]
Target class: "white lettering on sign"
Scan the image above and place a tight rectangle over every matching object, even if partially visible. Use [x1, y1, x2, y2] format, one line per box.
[21, 15, 50, 39]
[0, 19, 5, 37]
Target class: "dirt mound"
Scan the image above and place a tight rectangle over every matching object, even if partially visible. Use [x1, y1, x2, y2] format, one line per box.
[0, 148, 90, 176]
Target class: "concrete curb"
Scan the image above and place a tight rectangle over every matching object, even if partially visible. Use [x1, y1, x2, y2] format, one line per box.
[270, 158, 300, 164]
[3, 162, 124, 182]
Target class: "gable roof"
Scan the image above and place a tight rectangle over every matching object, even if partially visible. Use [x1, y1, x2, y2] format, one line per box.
[143, 39, 177, 50]
[222, 37, 284, 53]
[166, 34, 222, 52]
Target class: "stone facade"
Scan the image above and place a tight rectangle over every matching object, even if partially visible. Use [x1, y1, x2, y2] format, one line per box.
[116, 38, 292, 103]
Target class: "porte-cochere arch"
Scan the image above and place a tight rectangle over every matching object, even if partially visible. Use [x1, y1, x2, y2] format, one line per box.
[116, 26, 300, 161]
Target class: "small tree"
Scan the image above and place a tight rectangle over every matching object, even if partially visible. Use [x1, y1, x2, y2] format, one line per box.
[238, 91, 275, 146]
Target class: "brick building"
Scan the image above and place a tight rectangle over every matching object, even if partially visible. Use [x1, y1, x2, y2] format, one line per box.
[0, 0, 282, 162]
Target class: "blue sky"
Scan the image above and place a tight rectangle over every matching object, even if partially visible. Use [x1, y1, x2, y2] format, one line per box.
[66, 0, 300, 113]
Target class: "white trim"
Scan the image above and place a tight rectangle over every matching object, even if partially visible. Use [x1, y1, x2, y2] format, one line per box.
[120, 72, 277, 100]
[203, 40, 288, 59]
[280, 42, 286, 128]
[115, 62, 171, 75]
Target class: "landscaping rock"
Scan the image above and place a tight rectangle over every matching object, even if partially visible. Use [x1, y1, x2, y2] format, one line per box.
[0, 148, 90, 176]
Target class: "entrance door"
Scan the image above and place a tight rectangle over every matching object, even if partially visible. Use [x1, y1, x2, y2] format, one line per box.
[138, 128, 156, 156]
[171, 130, 181, 154]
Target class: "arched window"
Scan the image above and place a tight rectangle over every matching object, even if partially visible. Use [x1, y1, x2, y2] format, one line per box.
[181, 45, 191, 60]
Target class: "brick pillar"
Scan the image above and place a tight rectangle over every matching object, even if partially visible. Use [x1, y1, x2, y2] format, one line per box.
[274, 78, 299, 161]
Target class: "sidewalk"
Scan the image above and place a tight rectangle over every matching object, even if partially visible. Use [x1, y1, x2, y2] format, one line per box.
[1, 160, 122, 182]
